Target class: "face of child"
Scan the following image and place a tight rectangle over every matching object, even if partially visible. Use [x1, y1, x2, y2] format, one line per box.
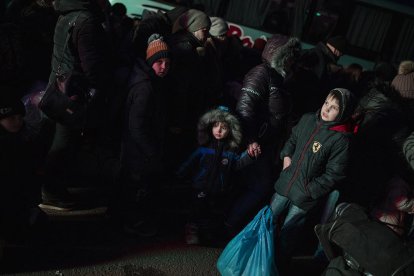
[0, 114, 24, 133]
[320, 95, 340, 122]
[152, 58, 171, 78]
[212, 121, 229, 140]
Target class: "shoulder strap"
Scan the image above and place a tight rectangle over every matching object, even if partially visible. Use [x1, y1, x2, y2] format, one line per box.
[56, 12, 83, 76]
[68, 11, 91, 53]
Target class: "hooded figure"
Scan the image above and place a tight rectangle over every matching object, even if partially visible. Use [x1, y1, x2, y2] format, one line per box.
[177, 107, 253, 194]
[197, 107, 242, 150]
[269, 88, 356, 268]
[177, 107, 256, 245]
[226, 35, 301, 234]
[273, 87, 356, 211]
[237, 34, 301, 146]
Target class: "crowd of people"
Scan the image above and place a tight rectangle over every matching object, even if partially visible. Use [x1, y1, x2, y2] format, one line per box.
[1, 0, 414, 274]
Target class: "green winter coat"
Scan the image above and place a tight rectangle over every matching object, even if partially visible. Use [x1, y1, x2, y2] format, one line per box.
[274, 112, 353, 211]
[50, 0, 110, 92]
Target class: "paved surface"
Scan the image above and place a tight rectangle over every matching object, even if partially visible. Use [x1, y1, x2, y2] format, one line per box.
[0, 186, 325, 276]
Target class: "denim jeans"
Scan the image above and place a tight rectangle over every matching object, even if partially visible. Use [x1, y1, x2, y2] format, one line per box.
[270, 193, 307, 266]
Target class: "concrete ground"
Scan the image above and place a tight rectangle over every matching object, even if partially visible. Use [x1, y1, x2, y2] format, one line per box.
[0, 185, 326, 276]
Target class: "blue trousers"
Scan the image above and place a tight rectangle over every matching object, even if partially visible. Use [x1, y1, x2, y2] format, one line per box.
[270, 193, 307, 266]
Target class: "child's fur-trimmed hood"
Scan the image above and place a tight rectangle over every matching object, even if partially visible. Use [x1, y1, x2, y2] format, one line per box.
[197, 108, 242, 150]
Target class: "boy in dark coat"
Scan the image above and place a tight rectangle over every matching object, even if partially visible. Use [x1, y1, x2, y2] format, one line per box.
[270, 88, 356, 268]
[115, 33, 171, 237]
[177, 107, 259, 244]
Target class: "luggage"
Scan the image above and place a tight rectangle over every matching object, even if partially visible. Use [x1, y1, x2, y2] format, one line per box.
[315, 203, 414, 276]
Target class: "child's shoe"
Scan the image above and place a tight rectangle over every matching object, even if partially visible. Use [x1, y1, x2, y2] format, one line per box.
[185, 223, 200, 245]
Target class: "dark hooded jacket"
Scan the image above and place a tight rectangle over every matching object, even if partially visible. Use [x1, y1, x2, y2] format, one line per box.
[177, 109, 253, 194]
[121, 58, 168, 175]
[236, 35, 301, 147]
[274, 88, 355, 211]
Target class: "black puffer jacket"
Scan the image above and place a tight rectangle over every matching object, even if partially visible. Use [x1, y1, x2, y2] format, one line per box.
[236, 35, 301, 146]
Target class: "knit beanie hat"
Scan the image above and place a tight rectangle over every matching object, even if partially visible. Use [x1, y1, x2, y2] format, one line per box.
[0, 88, 25, 120]
[398, 60, 414, 75]
[174, 9, 211, 33]
[146, 33, 170, 66]
[391, 71, 414, 99]
[209, 17, 228, 37]
[327, 35, 348, 54]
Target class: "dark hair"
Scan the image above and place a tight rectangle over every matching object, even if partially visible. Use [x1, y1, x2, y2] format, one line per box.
[111, 3, 127, 17]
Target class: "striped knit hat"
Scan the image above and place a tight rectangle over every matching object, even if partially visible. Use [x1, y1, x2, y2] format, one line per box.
[146, 33, 170, 66]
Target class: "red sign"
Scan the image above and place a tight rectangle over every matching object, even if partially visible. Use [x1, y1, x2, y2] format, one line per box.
[227, 23, 254, 48]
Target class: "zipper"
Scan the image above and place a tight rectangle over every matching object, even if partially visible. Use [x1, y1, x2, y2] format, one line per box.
[284, 122, 323, 195]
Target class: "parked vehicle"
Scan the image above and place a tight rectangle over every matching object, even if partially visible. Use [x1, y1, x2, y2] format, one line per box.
[109, 0, 414, 69]
[109, 0, 272, 48]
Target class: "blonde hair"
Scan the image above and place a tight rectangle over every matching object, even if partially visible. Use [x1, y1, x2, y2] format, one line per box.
[398, 60, 414, 75]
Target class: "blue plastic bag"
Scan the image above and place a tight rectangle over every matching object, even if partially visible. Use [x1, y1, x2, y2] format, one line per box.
[217, 206, 278, 276]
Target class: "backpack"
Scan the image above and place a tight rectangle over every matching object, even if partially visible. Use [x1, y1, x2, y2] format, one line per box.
[38, 11, 93, 128]
[315, 203, 414, 276]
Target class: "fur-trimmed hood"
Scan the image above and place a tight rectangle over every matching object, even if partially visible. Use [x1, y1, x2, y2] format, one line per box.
[261, 34, 301, 75]
[197, 108, 242, 150]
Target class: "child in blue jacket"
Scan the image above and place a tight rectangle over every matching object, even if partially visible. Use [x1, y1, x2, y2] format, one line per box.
[177, 106, 259, 244]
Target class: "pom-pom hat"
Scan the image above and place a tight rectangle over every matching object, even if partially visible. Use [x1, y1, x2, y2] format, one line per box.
[146, 33, 170, 66]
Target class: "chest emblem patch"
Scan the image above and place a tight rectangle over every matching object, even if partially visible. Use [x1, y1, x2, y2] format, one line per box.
[312, 141, 322, 153]
[221, 158, 229, 165]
